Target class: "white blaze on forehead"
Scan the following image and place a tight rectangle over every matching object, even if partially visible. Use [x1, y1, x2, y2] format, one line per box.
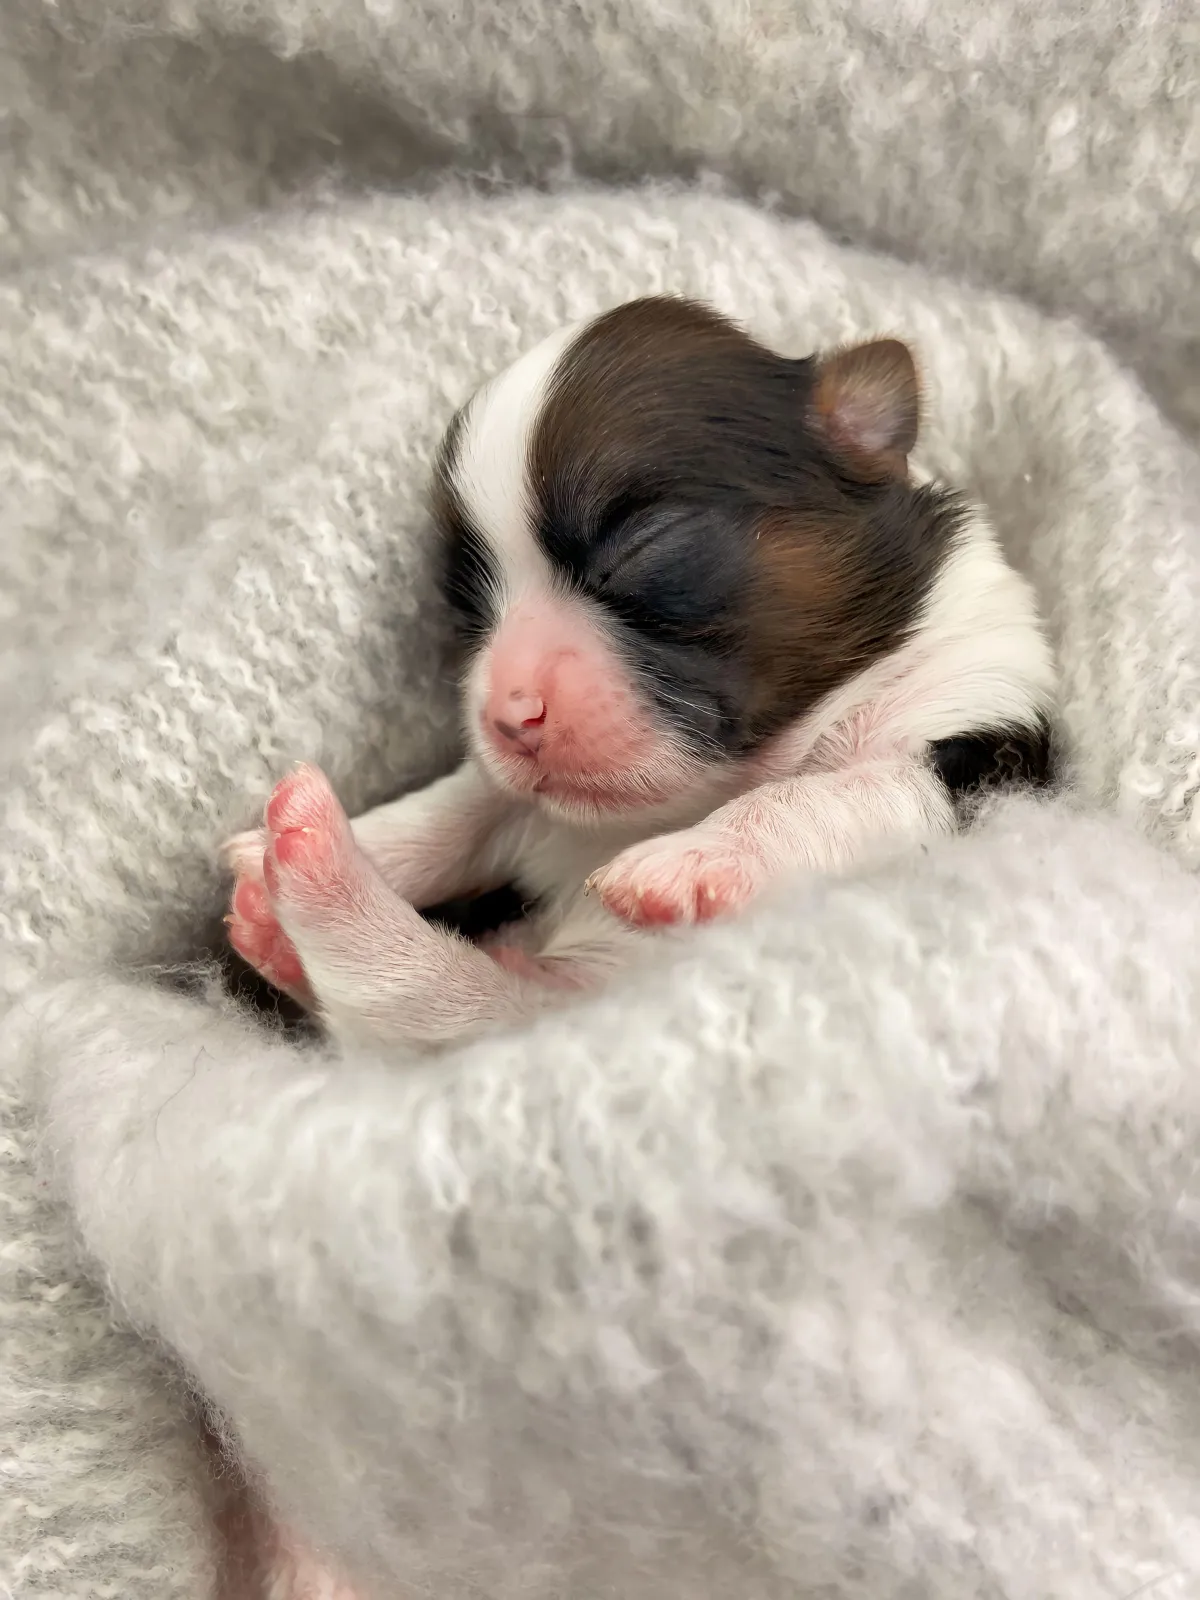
[450, 319, 585, 607]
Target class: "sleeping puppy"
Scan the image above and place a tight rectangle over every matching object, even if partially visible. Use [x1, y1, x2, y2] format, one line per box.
[222, 296, 1054, 1047]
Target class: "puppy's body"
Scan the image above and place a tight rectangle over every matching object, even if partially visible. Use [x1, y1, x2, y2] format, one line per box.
[224, 297, 1054, 1046]
[218, 296, 1054, 1600]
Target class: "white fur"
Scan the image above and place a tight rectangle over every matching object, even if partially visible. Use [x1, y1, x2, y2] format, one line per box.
[338, 760, 518, 904]
[450, 320, 583, 611]
[891, 504, 1056, 740]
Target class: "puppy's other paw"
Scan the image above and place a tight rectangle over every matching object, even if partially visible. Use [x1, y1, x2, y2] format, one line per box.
[589, 831, 763, 928]
[262, 762, 362, 921]
[220, 826, 268, 882]
[225, 874, 312, 1005]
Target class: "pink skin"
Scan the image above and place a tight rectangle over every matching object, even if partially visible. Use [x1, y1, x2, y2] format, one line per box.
[225, 749, 951, 1011]
[224, 774, 328, 1007]
[224, 741, 951, 1046]
[261, 1534, 361, 1600]
[470, 596, 705, 814]
[467, 593, 772, 924]
[588, 757, 955, 927]
[225, 874, 312, 1006]
[223, 768, 368, 1009]
[217, 1490, 359, 1600]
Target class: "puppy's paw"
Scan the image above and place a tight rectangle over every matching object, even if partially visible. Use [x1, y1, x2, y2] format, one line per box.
[262, 763, 361, 922]
[220, 826, 268, 882]
[225, 874, 312, 1005]
[222, 816, 311, 1001]
[221, 763, 354, 1007]
[589, 830, 763, 928]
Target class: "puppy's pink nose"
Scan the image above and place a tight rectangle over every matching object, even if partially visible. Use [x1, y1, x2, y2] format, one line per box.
[492, 694, 546, 753]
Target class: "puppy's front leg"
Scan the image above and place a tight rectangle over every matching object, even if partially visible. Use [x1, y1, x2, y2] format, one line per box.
[256, 765, 543, 1047]
[591, 756, 955, 928]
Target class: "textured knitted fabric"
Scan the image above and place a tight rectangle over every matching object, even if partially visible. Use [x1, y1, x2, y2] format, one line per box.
[4, 0, 1197, 434]
[22, 797, 1200, 1600]
[4, 183, 1200, 1598]
[2, 6, 1200, 1599]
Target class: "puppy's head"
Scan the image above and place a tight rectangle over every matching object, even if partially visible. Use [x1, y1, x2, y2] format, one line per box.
[432, 296, 960, 820]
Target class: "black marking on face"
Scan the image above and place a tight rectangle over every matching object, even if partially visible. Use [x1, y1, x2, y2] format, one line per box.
[429, 405, 497, 641]
[577, 495, 760, 749]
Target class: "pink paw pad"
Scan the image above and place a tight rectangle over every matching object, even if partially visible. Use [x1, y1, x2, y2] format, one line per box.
[225, 875, 311, 1002]
[264, 763, 341, 834]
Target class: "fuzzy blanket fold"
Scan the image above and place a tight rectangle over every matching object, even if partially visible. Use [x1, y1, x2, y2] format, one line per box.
[2, 5, 1199, 1598]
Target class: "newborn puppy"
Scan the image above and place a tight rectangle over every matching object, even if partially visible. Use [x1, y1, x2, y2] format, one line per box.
[223, 296, 1054, 1047]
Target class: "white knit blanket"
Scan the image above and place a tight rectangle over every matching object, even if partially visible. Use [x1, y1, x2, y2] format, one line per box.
[2, 5, 1199, 1597]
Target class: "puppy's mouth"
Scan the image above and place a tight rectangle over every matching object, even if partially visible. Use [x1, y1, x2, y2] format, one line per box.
[484, 756, 668, 814]
[470, 706, 710, 816]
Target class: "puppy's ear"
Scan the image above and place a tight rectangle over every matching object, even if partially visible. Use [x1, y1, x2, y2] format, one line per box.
[810, 338, 919, 482]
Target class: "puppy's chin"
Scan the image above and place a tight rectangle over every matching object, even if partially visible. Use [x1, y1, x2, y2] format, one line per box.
[468, 727, 719, 824]
[531, 772, 676, 821]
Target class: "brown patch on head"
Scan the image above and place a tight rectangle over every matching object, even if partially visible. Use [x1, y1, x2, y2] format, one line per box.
[746, 487, 962, 738]
[531, 297, 777, 524]
[442, 294, 960, 756]
[746, 512, 855, 728]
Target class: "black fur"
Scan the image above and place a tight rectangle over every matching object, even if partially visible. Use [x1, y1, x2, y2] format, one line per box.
[423, 883, 530, 939]
[430, 406, 498, 641]
[929, 718, 1053, 806]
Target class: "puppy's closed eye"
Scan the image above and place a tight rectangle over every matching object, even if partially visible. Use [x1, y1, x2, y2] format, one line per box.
[588, 500, 750, 638]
